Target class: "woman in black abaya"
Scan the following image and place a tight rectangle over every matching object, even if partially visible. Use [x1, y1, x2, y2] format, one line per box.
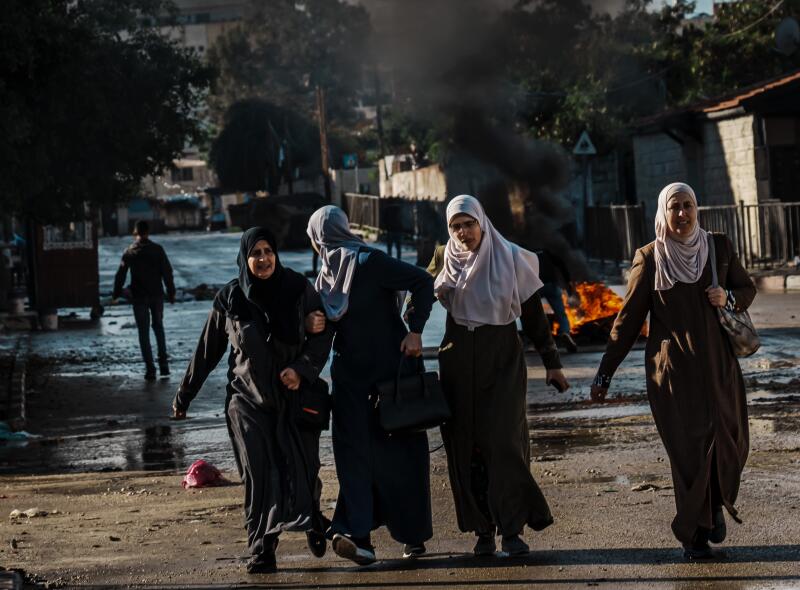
[172, 227, 333, 573]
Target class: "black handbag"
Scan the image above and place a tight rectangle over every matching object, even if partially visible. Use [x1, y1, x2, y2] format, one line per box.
[374, 355, 451, 434]
[295, 378, 332, 431]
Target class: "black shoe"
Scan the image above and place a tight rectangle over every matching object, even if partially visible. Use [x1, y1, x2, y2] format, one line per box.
[159, 362, 170, 377]
[306, 528, 327, 558]
[332, 534, 376, 565]
[144, 366, 157, 381]
[682, 541, 714, 560]
[558, 333, 578, 353]
[500, 534, 530, 556]
[402, 542, 426, 558]
[473, 533, 496, 556]
[709, 507, 726, 544]
[246, 549, 277, 574]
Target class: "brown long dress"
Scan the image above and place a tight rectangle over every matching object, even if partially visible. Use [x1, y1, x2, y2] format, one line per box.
[428, 246, 561, 536]
[597, 233, 756, 544]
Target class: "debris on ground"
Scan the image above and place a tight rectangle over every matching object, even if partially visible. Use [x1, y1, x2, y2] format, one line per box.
[9, 508, 49, 519]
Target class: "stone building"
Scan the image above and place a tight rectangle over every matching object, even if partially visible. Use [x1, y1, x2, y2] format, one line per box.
[632, 69, 800, 230]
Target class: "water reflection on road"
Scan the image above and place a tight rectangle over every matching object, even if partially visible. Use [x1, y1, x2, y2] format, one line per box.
[2, 232, 799, 475]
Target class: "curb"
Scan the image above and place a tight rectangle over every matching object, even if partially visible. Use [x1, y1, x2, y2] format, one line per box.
[0, 569, 24, 590]
[6, 334, 30, 432]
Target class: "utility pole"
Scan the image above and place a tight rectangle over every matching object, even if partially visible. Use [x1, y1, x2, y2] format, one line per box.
[316, 85, 332, 201]
[283, 114, 294, 196]
[374, 67, 390, 183]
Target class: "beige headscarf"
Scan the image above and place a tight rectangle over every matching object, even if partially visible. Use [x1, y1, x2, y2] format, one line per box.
[654, 182, 709, 291]
[434, 195, 543, 328]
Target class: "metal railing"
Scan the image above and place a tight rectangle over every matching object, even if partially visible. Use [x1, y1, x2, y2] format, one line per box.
[583, 204, 648, 265]
[343, 193, 447, 240]
[584, 201, 800, 269]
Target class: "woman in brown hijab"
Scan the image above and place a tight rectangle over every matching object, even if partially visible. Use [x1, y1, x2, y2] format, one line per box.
[591, 182, 757, 560]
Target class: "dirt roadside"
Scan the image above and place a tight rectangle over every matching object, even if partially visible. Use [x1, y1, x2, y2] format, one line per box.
[2, 402, 799, 589]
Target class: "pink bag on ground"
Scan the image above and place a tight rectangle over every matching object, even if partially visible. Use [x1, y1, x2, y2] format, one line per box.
[181, 459, 230, 489]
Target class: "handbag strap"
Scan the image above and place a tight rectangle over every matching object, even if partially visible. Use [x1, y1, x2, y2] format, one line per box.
[707, 231, 719, 289]
[395, 354, 423, 403]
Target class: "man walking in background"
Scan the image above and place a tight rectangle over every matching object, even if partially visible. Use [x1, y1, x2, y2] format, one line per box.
[113, 220, 176, 380]
[537, 249, 578, 354]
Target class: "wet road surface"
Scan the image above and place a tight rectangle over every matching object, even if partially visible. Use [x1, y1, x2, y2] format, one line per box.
[2, 233, 799, 477]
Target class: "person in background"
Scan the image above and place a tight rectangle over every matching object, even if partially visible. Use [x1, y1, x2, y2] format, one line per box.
[382, 200, 403, 260]
[112, 220, 175, 380]
[537, 249, 578, 353]
[590, 182, 756, 560]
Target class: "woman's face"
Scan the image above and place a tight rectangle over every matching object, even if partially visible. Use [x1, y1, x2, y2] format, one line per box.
[247, 239, 276, 279]
[449, 213, 482, 252]
[665, 192, 697, 239]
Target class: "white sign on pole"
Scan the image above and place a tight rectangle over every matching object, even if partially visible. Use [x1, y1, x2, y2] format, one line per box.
[572, 130, 597, 156]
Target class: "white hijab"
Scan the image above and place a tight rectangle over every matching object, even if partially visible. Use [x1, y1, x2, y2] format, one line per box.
[434, 195, 543, 328]
[654, 182, 709, 291]
[306, 205, 370, 321]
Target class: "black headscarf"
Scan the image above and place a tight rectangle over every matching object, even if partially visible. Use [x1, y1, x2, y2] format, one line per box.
[237, 227, 307, 344]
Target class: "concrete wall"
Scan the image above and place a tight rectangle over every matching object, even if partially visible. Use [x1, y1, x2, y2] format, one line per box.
[379, 163, 448, 200]
[702, 115, 758, 206]
[632, 133, 688, 226]
[331, 167, 378, 206]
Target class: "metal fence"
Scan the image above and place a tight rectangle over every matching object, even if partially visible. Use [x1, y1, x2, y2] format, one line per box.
[698, 201, 800, 270]
[343, 193, 448, 240]
[585, 201, 800, 269]
[583, 204, 648, 265]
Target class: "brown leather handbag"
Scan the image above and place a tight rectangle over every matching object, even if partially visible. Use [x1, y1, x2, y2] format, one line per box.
[707, 232, 760, 357]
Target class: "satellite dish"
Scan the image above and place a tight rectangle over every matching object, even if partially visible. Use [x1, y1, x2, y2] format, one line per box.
[775, 16, 800, 56]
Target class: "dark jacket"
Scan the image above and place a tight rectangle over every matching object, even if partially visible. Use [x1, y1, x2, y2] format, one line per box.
[536, 249, 571, 287]
[113, 239, 176, 301]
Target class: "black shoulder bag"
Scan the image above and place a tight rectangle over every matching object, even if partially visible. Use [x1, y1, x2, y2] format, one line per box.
[295, 378, 332, 431]
[374, 355, 451, 435]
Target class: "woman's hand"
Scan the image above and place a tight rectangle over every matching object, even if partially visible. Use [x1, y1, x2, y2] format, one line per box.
[280, 367, 301, 390]
[706, 286, 726, 308]
[400, 332, 422, 357]
[305, 311, 326, 334]
[280, 368, 301, 390]
[172, 405, 187, 420]
[590, 384, 608, 403]
[545, 369, 570, 392]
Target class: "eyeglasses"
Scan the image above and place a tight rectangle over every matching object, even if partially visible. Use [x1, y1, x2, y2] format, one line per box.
[449, 219, 478, 232]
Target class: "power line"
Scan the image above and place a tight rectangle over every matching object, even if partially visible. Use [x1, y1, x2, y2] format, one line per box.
[718, 0, 785, 39]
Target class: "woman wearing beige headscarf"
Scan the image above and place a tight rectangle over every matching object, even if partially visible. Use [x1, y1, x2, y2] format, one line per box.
[427, 195, 569, 557]
[590, 182, 757, 560]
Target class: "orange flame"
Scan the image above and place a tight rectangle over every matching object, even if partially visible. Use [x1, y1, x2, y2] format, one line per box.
[552, 282, 624, 335]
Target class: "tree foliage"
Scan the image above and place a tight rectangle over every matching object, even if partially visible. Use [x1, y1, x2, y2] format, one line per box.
[208, 99, 319, 193]
[207, 0, 371, 126]
[373, 0, 800, 157]
[0, 0, 212, 223]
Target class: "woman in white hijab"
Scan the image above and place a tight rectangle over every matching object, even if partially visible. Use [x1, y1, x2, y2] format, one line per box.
[427, 194, 569, 557]
[590, 182, 757, 560]
[306, 205, 436, 565]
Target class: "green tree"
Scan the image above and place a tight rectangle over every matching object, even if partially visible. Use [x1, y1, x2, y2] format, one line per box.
[209, 98, 319, 193]
[653, 0, 800, 106]
[0, 0, 212, 224]
[207, 0, 372, 126]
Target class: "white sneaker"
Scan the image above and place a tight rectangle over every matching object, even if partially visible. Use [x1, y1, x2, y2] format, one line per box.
[332, 533, 376, 565]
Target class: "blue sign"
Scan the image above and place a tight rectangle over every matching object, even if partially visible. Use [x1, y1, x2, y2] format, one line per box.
[342, 153, 358, 169]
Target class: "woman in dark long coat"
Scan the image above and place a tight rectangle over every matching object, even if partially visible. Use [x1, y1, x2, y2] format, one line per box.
[591, 182, 756, 559]
[429, 195, 570, 557]
[172, 228, 333, 573]
[306, 205, 435, 565]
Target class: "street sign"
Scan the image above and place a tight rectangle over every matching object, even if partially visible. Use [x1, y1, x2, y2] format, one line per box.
[573, 130, 597, 156]
[343, 153, 358, 169]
